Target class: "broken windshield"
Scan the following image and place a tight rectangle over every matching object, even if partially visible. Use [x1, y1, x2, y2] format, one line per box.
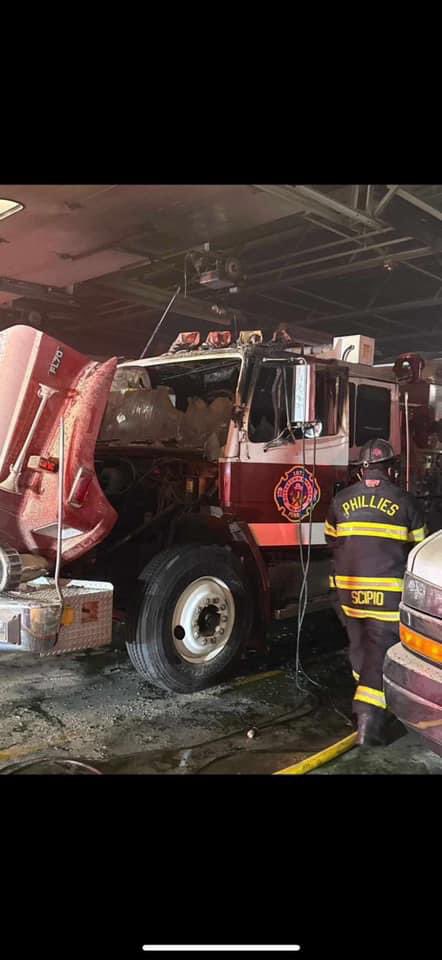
[99, 358, 241, 457]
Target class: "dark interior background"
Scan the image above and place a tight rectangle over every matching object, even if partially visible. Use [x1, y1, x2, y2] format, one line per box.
[1, 184, 442, 362]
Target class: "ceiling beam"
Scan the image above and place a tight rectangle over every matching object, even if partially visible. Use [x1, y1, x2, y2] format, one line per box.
[379, 329, 442, 344]
[241, 245, 432, 292]
[374, 185, 399, 217]
[283, 285, 409, 330]
[90, 277, 242, 327]
[91, 275, 332, 345]
[388, 187, 442, 222]
[0, 277, 80, 307]
[246, 236, 413, 284]
[244, 227, 394, 273]
[252, 185, 380, 230]
[289, 185, 381, 229]
[300, 294, 442, 326]
[402, 260, 442, 283]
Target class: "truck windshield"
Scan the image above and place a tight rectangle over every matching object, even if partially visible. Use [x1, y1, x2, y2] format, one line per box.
[249, 363, 343, 443]
[100, 358, 241, 452]
[249, 364, 308, 443]
[146, 359, 240, 410]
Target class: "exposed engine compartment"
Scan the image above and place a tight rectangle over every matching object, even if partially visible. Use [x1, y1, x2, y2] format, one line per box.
[90, 357, 241, 590]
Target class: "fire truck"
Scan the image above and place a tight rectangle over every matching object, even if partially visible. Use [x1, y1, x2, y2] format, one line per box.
[0, 324, 441, 692]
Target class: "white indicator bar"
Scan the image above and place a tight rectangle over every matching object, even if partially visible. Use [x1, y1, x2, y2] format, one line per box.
[142, 948, 301, 953]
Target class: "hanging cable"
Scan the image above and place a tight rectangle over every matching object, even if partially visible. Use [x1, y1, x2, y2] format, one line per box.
[295, 427, 316, 688]
[291, 377, 352, 726]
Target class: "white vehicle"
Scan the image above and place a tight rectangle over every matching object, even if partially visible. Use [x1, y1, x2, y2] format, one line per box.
[383, 530, 442, 756]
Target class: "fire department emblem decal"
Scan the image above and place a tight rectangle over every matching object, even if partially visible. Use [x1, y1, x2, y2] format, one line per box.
[274, 466, 321, 522]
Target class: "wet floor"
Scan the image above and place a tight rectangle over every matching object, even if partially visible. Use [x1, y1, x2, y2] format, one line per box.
[0, 612, 441, 774]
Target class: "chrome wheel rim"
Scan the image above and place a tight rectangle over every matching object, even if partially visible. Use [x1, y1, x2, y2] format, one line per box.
[171, 576, 235, 664]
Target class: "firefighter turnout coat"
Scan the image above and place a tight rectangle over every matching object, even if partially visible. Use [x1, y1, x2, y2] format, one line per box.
[325, 470, 425, 711]
[325, 471, 425, 621]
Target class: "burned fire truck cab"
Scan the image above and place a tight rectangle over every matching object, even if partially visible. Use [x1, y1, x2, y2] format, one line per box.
[0, 324, 433, 692]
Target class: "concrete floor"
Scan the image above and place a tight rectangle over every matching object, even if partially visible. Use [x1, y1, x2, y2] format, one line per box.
[0, 613, 441, 774]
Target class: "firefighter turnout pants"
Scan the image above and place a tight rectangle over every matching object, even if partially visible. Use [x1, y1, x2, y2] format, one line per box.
[345, 616, 398, 714]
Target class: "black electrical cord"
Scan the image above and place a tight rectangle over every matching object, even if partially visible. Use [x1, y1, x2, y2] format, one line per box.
[292, 396, 353, 727]
[193, 696, 317, 774]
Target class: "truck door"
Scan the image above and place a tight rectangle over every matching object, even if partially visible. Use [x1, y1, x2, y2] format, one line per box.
[225, 358, 349, 547]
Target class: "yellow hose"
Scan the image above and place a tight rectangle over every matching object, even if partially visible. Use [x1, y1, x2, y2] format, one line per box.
[273, 731, 358, 775]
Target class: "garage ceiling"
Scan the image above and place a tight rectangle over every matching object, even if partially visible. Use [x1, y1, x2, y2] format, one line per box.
[1, 183, 442, 361]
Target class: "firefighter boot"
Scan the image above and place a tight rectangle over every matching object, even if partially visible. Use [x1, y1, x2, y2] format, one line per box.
[356, 708, 388, 747]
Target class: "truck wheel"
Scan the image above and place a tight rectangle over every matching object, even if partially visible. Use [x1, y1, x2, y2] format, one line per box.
[0, 543, 22, 592]
[126, 544, 252, 693]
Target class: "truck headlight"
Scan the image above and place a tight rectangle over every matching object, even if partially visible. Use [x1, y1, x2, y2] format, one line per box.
[403, 572, 442, 619]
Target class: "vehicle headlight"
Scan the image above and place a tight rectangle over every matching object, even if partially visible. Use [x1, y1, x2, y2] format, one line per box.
[403, 572, 442, 619]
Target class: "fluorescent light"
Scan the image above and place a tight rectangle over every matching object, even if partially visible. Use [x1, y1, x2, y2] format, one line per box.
[0, 198, 23, 221]
[142, 948, 301, 953]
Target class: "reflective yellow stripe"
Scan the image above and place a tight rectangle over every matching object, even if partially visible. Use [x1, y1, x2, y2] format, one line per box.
[352, 670, 360, 682]
[325, 520, 337, 537]
[341, 605, 400, 622]
[336, 521, 409, 541]
[354, 684, 386, 709]
[408, 527, 426, 543]
[335, 575, 404, 591]
[329, 575, 336, 588]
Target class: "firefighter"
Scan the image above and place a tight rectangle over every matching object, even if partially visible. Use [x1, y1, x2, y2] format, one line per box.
[325, 438, 426, 747]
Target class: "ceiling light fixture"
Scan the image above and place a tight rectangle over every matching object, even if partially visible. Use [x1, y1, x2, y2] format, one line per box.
[0, 198, 24, 221]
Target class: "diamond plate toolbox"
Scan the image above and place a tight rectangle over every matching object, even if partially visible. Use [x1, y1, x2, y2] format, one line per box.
[0, 578, 113, 654]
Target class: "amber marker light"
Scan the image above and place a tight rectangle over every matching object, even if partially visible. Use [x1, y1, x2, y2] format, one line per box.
[400, 622, 442, 665]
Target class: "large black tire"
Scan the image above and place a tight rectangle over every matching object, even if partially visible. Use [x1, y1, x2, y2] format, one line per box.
[126, 544, 252, 693]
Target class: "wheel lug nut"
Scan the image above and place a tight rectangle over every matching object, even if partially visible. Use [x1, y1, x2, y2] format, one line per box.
[220, 603, 226, 611]
[221, 615, 228, 622]
[219, 628, 225, 635]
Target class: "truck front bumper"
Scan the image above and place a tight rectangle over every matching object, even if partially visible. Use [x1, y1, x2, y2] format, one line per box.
[384, 642, 442, 757]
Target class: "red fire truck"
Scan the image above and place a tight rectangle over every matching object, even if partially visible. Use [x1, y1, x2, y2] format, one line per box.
[0, 324, 441, 692]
